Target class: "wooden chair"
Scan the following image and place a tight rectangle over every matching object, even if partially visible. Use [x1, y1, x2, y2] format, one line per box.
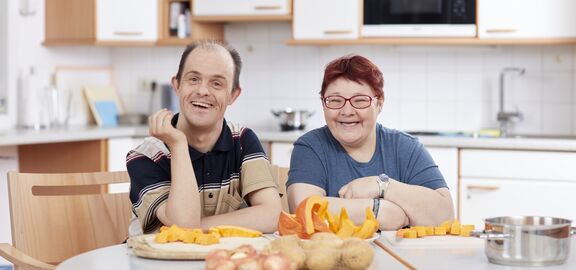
[270, 165, 290, 212]
[0, 171, 132, 270]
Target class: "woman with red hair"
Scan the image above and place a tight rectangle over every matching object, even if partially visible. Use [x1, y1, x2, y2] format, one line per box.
[286, 55, 454, 230]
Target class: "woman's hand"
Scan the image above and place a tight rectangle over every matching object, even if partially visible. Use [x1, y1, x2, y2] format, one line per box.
[149, 109, 187, 148]
[338, 176, 380, 199]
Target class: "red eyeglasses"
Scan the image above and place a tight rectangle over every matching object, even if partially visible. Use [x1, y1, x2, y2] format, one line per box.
[322, 95, 378, 109]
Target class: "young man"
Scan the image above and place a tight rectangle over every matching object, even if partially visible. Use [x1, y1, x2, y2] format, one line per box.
[127, 40, 281, 235]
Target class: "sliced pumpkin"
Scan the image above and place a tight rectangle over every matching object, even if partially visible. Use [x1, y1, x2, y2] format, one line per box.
[295, 195, 328, 235]
[211, 225, 262, 238]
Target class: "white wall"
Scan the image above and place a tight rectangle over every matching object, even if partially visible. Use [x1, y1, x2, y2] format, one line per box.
[2, 10, 575, 136]
[1, 0, 111, 129]
[111, 22, 576, 136]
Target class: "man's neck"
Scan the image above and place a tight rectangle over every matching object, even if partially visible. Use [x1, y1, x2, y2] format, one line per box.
[178, 119, 224, 153]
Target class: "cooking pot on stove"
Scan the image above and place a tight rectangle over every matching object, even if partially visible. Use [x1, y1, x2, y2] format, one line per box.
[271, 108, 314, 131]
[471, 216, 576, 267]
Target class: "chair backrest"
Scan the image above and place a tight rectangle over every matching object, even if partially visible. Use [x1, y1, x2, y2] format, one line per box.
[7, 171, 132, 265]
[270, 165, 289, 212]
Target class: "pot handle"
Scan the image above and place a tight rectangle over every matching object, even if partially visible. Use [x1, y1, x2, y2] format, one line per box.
[571, 227, 576, 236]
[271, 110, 280, 117]
[470, 230, 511, 240]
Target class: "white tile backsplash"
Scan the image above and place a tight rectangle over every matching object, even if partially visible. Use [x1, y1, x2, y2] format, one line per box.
[101, 23, 576, 135]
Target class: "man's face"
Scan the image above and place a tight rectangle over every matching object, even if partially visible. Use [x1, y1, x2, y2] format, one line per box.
[172, 46, 240, 130]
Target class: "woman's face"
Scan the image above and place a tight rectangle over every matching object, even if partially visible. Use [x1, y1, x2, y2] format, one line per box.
[322, 77, 382, 149]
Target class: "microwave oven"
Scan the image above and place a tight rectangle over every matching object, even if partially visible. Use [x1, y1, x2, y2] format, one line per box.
[363, 0, 476, 37]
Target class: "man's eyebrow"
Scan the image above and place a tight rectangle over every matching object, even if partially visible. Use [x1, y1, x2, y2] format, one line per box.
[183, 71, 227, 80]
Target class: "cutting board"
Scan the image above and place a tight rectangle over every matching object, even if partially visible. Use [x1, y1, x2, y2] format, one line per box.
[380, 231, 484, 248]
[83, 86, 124, 127]
[128, 234, 272, 260]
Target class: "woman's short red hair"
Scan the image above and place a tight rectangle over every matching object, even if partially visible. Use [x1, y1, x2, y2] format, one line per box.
[320, 54, 384, 99]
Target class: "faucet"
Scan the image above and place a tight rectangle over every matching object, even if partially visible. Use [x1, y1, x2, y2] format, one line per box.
[497, 67, 525, 137]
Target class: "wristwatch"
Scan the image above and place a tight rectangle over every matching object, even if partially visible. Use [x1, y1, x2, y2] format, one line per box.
[377, 173, 390, 199]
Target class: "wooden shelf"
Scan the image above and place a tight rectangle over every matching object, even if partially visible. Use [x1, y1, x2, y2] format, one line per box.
[192, 15, 292, 22]
[95, 41, 156, 47]
[156, 38, 196, 46]
[286, 38, 576, 46]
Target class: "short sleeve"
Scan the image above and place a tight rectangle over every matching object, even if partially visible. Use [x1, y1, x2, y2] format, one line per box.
[239, 128, 277, 197]
[398, 139, 447, 190]
[286, 138, 328, 191]
[126, 149, 171, 234]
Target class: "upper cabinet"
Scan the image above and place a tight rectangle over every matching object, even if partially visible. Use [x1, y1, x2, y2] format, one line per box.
[44, 0, 223, 46]
[193, 0, 292, 21]
[478, 0, 576, 39]
[96, 0, 158, 43]
[293, 0, 360, 40]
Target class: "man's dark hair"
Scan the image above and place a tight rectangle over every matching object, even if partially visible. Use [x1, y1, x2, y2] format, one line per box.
[175, 40, 242, 91]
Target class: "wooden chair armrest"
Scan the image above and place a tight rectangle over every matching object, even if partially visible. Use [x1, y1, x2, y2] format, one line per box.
[0, 243, 56, 270]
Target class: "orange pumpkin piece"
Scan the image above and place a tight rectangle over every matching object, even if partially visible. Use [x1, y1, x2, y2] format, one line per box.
[440, 220, 452, 234]
[311, 212, 330, 233]
[353, 219, 378, 239]
[396, 229, 408, 238]
[278, 211, 303, 236]
[450, 220, 461, 235]
[212, 225, 262, 238]
[295, 195, 329, 235]
[326, 211, 339, 233]
[434, 226, 447, 235]
[403, 230, 417, 238]
[336, 219, 357, 239]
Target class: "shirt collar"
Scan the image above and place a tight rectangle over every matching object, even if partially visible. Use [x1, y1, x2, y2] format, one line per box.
[171, 113, 233, 160]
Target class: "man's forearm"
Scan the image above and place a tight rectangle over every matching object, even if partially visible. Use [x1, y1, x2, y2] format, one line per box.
[200, 203, 281, 233]
[162, 143, 202, 228]
[385, 180, 454, 226]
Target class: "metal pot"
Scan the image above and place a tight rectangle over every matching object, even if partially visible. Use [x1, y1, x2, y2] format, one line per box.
[271, 108, 314, 131]
[471, 216, 576, 267]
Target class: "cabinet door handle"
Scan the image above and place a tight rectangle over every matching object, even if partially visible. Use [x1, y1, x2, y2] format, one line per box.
[485, 29, 517, 33]
[254, 5, 282, 10]
[113, 31, 143, 36]
[324, 30, 353, 35]
[466, 185, 500, 191]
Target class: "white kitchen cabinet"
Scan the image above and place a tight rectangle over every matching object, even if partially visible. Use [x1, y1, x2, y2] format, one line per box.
[426, 147, 458, 214]
[107, 137, 145, 172]
[270, 142, 293, 168]
[96, 0, 158, 42]
[478, 0, 576, 38]
[459, 149, 576, 228]
[193, 0, 291, 16]
[293, 0, 360, 40]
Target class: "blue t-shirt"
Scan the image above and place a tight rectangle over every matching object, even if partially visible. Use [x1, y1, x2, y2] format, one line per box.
[287, 124, 447, 197]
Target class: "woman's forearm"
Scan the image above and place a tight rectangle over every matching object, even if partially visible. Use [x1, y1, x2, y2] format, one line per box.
[385, 179, 454, 226]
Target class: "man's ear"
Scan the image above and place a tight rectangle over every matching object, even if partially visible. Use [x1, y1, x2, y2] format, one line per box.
[228, 87, 242, 105]
[171, 76, 180, 95]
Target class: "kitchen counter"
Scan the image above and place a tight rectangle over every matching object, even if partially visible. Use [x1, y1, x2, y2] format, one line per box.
[0, 125, 149, 146]
[2, 126, 576, 151]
